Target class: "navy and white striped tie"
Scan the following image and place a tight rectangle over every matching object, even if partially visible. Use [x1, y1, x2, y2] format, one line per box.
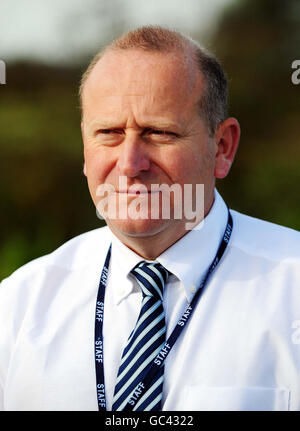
[112, 261, 169, 411]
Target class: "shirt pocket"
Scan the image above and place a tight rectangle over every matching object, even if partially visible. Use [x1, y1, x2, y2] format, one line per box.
[180, 386, 290, 411]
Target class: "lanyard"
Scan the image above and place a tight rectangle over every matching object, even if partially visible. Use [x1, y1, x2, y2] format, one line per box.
[94, 209, 233, 411]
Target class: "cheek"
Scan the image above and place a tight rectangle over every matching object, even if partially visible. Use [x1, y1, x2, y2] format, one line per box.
[84, 147, 116, 184]
[160, 148, 202, 183]
[173, 148, 215, 185]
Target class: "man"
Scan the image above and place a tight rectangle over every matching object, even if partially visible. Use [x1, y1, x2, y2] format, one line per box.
[0, 26, 300, 411]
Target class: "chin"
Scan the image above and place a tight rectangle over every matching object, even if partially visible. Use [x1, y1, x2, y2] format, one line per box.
[105, 217, 172, 239]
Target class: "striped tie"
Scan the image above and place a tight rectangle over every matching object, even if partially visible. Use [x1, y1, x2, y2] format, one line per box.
[112, 261, 169, 411]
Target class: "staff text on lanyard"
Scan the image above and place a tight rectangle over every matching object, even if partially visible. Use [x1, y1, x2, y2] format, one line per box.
[94, 209, 233, 411]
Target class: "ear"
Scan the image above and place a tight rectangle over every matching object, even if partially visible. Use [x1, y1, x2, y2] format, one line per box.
[81, 120, 85, 140]
[214, 117, 240, 179]
[81, 121, 87, 177]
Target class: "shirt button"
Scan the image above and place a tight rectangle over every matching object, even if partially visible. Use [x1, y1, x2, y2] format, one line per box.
[190, 285, 196, 294]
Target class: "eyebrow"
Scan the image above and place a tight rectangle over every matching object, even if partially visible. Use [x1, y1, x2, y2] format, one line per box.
[142, 120, 179, 130]
[87, 120, 123, 130]
[86, 118, 179, 133]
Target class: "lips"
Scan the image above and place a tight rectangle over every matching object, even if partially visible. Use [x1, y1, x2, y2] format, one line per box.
[116, 186, 160, 194]
[117, 190, 153, 194]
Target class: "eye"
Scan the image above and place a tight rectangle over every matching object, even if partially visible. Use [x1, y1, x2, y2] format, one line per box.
[96, 129, 122, 135]
[145, 129, 178, 138]
[98, 129, 112, 134]
[152, 130, 166, 135]
[152, 130, 170, 135]
[93, 128, 124, 146]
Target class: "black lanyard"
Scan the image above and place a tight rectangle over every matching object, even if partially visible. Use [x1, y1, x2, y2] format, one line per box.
[94, 209, 233, 411]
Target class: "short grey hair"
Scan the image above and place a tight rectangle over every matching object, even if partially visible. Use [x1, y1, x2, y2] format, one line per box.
[79, 26, 228, 136]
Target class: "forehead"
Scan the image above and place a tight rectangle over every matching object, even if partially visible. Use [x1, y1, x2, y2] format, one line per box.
[82, 49, 204, 114]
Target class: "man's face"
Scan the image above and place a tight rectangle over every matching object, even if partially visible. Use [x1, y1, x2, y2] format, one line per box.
[81, 49, 217, 240]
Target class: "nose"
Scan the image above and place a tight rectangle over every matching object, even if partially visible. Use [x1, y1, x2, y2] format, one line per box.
[116, 132, 150, 178]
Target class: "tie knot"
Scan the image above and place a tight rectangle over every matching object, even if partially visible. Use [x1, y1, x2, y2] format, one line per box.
[131, 261, 169, 300]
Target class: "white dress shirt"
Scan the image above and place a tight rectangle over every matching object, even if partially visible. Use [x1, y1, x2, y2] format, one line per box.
[1, 190, 300, 411]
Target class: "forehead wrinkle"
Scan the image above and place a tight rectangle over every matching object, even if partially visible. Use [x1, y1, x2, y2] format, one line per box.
[86, 116, 181, 132]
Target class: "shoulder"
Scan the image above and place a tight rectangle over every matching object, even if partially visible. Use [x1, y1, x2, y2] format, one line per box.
[230, 209, 300, 263]
[0, 226, 112, 365]
[0, 225, 111, 292]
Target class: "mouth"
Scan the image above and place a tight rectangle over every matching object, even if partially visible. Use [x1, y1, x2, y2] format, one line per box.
[116, 189, 160, 195]
[116, 191, 160, 199]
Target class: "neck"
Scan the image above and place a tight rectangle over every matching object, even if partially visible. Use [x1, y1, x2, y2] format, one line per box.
[108, 221, 192, 260]
[107, 192, 215, 260]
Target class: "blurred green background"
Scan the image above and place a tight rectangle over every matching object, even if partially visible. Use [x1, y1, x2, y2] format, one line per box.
[1, 0, 299, 280]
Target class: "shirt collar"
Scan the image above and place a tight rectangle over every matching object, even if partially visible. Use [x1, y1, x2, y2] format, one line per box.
[109, 189, 229, 304]
[157, 189, 228, 302]
[110, 232, 145, 305]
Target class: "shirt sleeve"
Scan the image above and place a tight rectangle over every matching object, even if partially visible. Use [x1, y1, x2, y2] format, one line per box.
[0, 277, 16, 411]
[0, 280, 7, 410]
[0, 387, 3, 411]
